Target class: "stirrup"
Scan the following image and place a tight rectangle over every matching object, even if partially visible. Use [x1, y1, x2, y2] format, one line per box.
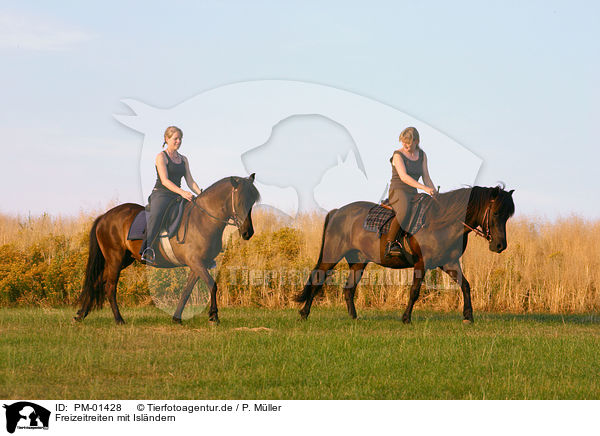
[140, 248, 156, 265]
[385, 240, 403, 257]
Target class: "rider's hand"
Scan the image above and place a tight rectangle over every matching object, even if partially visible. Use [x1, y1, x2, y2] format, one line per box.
[426, 187, 438, 196]
[181, 191, 194, 202]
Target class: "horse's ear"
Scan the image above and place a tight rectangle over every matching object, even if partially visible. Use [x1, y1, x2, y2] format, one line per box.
[491, 186, 501, 199]
[508, 189, 515, 196]
[248, 173, 255, 182]
[230, 177, 239, 188]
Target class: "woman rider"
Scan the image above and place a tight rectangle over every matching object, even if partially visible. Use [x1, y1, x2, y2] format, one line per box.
[384, 127, 437, 258]
[140, 126, 202, 263]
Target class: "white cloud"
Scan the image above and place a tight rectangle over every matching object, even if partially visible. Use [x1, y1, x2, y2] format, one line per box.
[0, 11, 93, 51]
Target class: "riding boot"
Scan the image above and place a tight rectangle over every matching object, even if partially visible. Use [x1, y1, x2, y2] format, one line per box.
[139, 238, 147, 256]
[384, 218, 403, 258]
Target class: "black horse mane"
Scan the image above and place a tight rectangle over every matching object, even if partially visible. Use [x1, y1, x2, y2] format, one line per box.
[425, 185, 515, 229]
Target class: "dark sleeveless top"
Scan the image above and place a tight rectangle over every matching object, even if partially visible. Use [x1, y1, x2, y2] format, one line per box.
[153, 150, 187, 191]
[390, 149, 424, 193]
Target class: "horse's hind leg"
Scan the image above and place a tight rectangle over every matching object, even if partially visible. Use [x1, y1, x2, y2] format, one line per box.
[343, 251, 368, 319]
[298, 262, 338, 320]
[105, 255, 129, 324]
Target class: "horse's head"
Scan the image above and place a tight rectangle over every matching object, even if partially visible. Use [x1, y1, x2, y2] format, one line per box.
[483, 186, 515, 253]
[230, 173, 260, 240]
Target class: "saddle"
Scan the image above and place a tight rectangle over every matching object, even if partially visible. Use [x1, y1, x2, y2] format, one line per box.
[363, 193, 433, 237]
[127, 198, 187, 241]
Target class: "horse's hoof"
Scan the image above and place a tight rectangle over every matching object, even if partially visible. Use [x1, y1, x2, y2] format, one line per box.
[402, 317, 411, 324]
[72, 316, 82, 324]
[115, 319, 126, 325]
[209, 317, 220, 325]
[462, 319, 473, 325]
[172, 317, 182, 325]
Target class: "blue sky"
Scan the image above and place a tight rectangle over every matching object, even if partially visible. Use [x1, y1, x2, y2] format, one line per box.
[1, 1, 598, 219]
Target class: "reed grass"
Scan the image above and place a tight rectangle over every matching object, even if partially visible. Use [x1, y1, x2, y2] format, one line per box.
[0, 207, 598, 314]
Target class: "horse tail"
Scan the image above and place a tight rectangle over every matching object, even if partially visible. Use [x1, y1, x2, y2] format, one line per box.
[78, 215, 106, 310]
[315, 208, 337, 265]
[294, 208, 338, 303]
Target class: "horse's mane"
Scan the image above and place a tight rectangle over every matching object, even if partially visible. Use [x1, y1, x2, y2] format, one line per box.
[425, 185, 514, 228]
[201, 176, 261, 205]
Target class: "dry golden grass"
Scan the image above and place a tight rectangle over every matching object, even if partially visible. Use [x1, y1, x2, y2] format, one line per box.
[219, 209, 600, 314]
[462, 216, 600, 313]
[0, 212, 93, 249]
[1, 207, 598, 313]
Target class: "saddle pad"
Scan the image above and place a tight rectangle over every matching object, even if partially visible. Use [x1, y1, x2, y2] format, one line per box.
[363, 205, 394, 235]
[408, 194, 432, 235]
[363, 193, 433, 236]
[127, 211, 147, 240]
[127, 198, 187, 241]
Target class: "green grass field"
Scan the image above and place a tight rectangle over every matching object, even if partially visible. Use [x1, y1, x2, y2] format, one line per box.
[1, 307, 599, 399]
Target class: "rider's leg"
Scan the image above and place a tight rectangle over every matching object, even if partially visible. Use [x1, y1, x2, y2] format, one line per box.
[385, 188, 410, 257]
[385, 217, 401, 255]
[141, 190, 177, 261]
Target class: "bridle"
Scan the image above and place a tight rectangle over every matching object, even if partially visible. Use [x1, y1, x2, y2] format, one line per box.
[195, 188, 246, 228]
[422, 192, 496, 242]
[460, 197, 494, 242]
[177, 188, 246, 244]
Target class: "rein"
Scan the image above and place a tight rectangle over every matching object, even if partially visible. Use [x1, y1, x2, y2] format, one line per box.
[464, 198, 494, 241]
[177, 188, 244, 244]
[430, 193, 494, 242]
[381, 192, 495, 242]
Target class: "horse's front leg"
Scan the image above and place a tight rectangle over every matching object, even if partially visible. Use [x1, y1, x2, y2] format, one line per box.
[402, 260, 425, 324]
[196, 265, 219, 324]
[441, 261, 474, 323]
[172, 270, 200, 324]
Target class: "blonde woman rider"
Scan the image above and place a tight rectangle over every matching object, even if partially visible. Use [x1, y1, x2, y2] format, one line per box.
[140, 126, 202, 264]
[385, 127, 437, 258]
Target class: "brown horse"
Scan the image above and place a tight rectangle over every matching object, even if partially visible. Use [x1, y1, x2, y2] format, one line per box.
[295, 186, 515, 323]
[74, 174, 260, 324]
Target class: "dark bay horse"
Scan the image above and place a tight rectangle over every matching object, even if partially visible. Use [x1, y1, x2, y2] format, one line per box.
[74, 174, 260, 324]
[295, 186, 515, 323]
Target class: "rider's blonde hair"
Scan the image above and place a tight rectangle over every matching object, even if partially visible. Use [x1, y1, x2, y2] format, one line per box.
[399, 127, 420, 149]
[163, 126, 183, 147]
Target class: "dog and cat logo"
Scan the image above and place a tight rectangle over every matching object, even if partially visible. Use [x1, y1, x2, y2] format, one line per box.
[3, 402, 50, 433]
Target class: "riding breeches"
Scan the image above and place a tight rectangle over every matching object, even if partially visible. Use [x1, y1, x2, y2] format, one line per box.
[140, 189, 180, 254]
[389, 188, 415, 231]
